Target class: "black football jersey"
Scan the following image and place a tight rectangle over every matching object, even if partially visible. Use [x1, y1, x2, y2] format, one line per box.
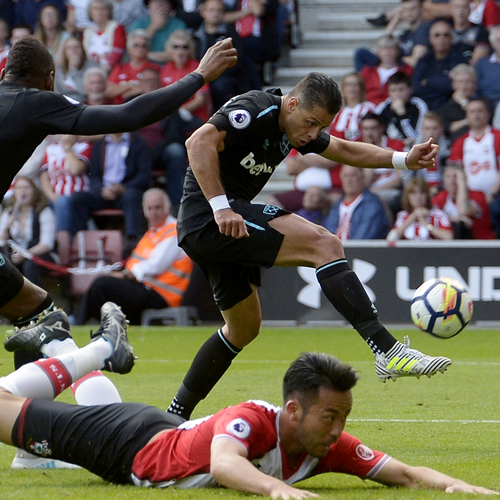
[178, 89, 330, 239]
[0, 81, 86, 198]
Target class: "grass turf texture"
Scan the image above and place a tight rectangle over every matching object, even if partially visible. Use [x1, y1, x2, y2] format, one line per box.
[0, 325, 498, 499]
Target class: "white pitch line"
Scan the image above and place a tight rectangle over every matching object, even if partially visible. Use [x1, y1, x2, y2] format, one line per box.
[100, 359, 500, 366]
[350, 418, 500, 424]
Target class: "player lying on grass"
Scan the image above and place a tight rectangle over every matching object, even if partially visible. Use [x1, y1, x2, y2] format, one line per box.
[1, 308, 497, 498]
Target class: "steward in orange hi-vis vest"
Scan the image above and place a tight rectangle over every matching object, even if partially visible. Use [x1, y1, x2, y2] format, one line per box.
[125, 222, 193, 307]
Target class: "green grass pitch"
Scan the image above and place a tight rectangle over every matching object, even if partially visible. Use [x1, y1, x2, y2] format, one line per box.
[0, 325, 499, 499]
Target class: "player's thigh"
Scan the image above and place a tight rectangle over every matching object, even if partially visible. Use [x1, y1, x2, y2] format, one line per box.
[269, 213, 344, 267]
[0, 389, 25, 445]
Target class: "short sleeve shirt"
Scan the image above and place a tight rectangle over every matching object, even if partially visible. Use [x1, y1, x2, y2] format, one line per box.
[177, 89, 331, 240]
[0, 81, 86, 199]
[131, 400, 390, 488]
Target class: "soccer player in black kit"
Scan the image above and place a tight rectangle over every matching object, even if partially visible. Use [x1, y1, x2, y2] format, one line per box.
[167, 72, 452, 420]
[0, 36, 236, 370]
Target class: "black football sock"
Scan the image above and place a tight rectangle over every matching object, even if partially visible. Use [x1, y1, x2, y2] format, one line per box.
[316, 259, 398, 355]
[167, 329, 241, 419]
[12, 295, 54, 370]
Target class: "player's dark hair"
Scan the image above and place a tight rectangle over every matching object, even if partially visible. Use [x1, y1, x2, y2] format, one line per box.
[5, 36, 54, 83]
[387, 71, 412, 87]
[290, 72, 343, 116]
[283, 352, 358, 409]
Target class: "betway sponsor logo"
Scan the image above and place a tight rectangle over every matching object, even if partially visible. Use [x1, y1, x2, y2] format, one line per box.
[240, 152, 273, 176]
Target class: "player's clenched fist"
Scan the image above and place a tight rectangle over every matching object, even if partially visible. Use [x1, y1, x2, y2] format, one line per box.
[214, 208, 249, 238]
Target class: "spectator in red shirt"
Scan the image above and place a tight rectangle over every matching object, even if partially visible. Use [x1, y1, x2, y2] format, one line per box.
[83, 0, 126, 73]
[432, 165, 495, 239]
[360, 34, 412, 106]
[387, 176, 454, 241]
[39, 135, 92, 232]
[105, 29, 159, 104]
[160, 29, 211, 123]
[329, 72, 375, 141]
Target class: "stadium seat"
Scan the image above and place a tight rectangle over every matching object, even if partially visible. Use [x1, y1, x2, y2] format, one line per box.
[141, 306, 199, 326]
[67, 230, 124, 298]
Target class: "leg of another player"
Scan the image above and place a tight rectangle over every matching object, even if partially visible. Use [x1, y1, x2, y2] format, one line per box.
[168, 286, 261, 420]
[0, 277, 49, 323]
[0, 389, 24, 445]
[0, 268, 55, 369]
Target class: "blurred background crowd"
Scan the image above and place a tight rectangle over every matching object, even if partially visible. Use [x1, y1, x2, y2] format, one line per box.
[1, 0, 500, 321]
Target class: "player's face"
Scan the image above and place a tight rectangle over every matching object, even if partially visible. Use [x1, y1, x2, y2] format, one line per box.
[293, 387, 352, 459]
[285, 99, 333, 148]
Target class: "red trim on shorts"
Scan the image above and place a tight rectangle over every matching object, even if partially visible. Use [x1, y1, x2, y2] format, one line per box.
[71, 370, 103, 396]
[17, 398, 33, 447]
[35, 358, 72, 396]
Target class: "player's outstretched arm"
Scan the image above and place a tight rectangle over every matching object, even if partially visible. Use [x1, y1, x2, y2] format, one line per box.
[320, 136, 438, 171]
[373, 458, 499, 494]
[210, 438, 319, 499]
[72, 40, 236, 136]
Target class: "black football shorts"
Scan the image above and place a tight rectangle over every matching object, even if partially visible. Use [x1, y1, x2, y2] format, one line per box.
[12, 400, 178, 484]
[180, 200, 288, 310]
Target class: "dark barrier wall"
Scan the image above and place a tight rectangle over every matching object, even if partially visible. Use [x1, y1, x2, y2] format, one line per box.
[260, 241, 500, 324]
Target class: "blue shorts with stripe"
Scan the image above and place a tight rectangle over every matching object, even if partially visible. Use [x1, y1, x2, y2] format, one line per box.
[179, 200, 288, 311]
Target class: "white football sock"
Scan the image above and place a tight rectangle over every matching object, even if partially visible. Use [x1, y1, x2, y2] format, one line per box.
[71, 371, 121, 405]
[0, 338, 113, 399]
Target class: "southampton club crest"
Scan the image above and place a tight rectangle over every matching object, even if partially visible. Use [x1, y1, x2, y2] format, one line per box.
[229, 109, 251, 129]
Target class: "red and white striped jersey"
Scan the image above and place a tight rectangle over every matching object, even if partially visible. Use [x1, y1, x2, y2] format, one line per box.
[392, 208, 452, 240]
[448, 126, 500, 194]
[329, 101, 376, 141]
[41, 141, 92, 196]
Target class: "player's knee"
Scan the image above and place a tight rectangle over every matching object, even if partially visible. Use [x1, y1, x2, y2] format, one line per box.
[312, 228, 344, 263]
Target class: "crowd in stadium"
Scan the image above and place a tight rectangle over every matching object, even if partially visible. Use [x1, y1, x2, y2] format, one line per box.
[1, 0, 500, 313]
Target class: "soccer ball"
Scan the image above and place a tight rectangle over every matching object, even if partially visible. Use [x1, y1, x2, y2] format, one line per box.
[410, 277, 473, 339]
